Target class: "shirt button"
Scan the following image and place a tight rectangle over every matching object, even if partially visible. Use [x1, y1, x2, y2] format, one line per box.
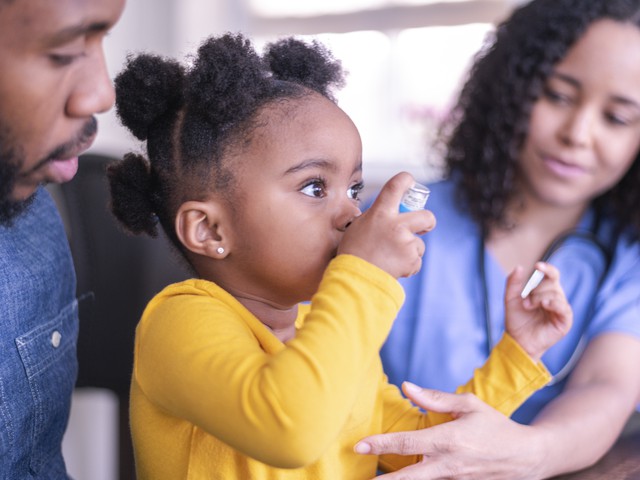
[51, 331, 62, 348]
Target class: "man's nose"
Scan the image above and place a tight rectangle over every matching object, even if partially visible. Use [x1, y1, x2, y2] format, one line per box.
[66, 47, 115, 118]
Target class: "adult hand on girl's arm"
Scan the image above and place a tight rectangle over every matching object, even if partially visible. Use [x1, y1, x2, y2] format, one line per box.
[356, 334, 640, 479]
[355, 383, 542, 480]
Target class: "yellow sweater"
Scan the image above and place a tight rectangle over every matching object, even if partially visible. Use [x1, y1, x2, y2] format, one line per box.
[130, 255, 549, 479]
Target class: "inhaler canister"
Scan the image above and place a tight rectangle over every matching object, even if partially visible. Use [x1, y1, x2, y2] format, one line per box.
[399, 183, 430, 212]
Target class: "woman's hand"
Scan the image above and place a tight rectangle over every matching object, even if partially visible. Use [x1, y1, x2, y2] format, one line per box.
[355, 383, 545, 480]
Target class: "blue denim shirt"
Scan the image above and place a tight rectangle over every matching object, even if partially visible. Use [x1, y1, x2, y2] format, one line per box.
[0, 188, 78, 479]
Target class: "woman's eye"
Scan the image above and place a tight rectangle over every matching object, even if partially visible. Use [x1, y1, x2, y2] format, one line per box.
[543, 86, 572, 105]
[347, 181, 364, 201]
[605, 111, 633, 127]
[300, 180, 326, 198]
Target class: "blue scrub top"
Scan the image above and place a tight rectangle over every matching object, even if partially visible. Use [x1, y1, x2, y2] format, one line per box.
[380, 180, 640, 424]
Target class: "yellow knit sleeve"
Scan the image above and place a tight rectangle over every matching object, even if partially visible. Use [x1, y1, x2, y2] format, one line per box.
[426, 332, 551, 425]
[134, 254, 404, 469]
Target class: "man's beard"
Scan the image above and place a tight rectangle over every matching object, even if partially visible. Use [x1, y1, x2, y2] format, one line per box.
[0, 115, 97, 226]
[0, 136, 34, 226]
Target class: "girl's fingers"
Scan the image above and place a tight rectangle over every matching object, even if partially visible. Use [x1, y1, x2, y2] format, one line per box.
[506, 265, 527, 299]
[400, 209, 437, 235]
[369, 172, 416, 215]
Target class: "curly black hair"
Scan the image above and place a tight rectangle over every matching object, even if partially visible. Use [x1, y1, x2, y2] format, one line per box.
[107, 33, 345, 256]
[442, 0, 640, 236]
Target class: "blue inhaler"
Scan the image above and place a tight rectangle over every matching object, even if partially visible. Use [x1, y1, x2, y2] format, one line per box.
[399, 183, 430, 212]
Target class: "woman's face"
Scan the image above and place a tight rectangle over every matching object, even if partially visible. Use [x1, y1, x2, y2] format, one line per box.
[519, 19, 640, 211]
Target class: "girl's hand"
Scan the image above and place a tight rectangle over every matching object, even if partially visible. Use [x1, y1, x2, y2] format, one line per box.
[504, 262, 573, 362]
[338, 172, 436, 279]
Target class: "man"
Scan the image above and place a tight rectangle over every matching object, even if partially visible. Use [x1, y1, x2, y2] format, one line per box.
[0, 0, 125, 477]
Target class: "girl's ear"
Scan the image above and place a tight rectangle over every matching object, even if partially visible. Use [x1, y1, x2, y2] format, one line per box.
[175, 200, 230, 258]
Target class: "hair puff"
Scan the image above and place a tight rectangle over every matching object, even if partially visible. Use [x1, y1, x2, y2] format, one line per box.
[115, 54, 186, 141]
[185, 33, 270, 128]
[107, 153, 159, 237]
[266, 38, 345, 101]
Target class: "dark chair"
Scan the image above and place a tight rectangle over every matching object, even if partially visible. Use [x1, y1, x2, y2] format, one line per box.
[56, 153, 190, 480]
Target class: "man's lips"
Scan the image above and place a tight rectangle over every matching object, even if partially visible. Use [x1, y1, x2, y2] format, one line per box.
[19, 117, 98, 179]
[50, 127, 97, 163]
[47, 157, 80, 184]
[46, 130, 97, 183]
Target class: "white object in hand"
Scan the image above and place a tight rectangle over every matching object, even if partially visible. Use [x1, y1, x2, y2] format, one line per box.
[521, 269, 545, 299]
[400, 183, 430, 212]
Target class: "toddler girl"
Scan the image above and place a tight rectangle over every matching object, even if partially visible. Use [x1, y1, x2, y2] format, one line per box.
[108, 33, 572, 479]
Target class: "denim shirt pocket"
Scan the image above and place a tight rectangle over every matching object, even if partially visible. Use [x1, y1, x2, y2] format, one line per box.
[14, 300, 79, 475]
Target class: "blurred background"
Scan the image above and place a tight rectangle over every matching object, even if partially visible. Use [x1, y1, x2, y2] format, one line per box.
[57, 1, 529, 479]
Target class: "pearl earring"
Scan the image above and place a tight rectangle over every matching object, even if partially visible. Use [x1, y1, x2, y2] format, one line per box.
[217, 247, 225, 255]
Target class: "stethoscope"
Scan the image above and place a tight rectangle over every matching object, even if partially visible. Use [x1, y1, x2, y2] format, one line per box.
[479, 220, 615, 386]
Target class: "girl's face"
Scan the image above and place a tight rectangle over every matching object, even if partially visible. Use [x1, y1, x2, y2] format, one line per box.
[519, 19, 640, 211]
[222, 93, 363, 307]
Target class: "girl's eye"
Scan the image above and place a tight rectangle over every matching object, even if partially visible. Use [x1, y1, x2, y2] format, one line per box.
[300, 179, 326, 198]
[347, 181, 364, 201]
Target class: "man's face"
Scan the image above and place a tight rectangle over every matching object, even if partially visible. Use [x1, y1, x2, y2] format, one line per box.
[0, 0, 125, 224]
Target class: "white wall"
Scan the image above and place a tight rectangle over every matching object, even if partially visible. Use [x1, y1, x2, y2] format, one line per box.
[90, 0, 526, 183]
[63, 389, 119, 480]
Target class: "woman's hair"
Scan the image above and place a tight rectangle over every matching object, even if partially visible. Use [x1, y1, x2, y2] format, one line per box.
[108, 33, 345, 255]
[442, 0, 640, 235]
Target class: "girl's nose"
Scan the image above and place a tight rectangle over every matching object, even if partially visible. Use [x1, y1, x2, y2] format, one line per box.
[337, 201, 362, 232]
